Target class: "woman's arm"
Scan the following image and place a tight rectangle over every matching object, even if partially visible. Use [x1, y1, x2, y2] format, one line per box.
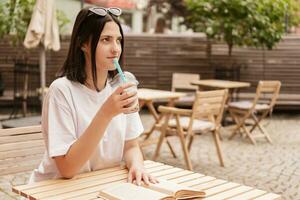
[54, 83, 137, 178]
[54, 109, 111, 178]
[124, 138, 157, 185]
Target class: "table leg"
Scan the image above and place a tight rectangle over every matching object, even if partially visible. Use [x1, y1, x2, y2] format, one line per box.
[140, 98, 179, 157]
[139, 100, 145, 109]
[139, 100, 160, 140]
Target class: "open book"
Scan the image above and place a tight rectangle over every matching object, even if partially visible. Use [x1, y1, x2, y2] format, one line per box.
[98, 179, 205, 200]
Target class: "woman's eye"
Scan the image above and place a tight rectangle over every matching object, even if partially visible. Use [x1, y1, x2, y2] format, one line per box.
[102, 38, 109, 42]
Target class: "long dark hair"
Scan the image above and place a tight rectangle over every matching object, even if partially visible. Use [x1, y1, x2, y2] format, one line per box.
[57, 7, 124, 92]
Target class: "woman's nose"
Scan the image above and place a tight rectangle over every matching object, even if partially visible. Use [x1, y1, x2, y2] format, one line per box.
[111, 42, 121, 54]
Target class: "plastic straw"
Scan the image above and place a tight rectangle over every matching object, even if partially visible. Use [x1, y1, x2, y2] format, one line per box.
[113, 58, 127, 82]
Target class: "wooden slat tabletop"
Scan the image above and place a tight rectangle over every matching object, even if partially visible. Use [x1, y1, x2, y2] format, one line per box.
[138, 88, 186, 101]
[0, 125, 41, 136]
[0, 125, 45, 176]
[191, 80, 251, 89]
[12, 160, 281, 200]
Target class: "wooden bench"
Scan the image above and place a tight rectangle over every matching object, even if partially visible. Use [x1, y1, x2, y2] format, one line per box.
[13, 160, 281, 200]
[0, 125, 44, 176]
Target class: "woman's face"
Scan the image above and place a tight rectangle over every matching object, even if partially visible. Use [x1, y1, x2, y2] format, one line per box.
[96, 21, 122, 71]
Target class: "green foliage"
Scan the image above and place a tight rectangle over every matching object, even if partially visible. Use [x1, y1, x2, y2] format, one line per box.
[57, 9, 70, 34]
[0, 0, 69, 46]
[184, 0, 300, 55]
[0, 0, 35, 45]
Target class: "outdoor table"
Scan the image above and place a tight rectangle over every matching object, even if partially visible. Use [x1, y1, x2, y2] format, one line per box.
[138, 88, 186, 140]
[191, 79, 251, 101]
[12, 160, 281, 200]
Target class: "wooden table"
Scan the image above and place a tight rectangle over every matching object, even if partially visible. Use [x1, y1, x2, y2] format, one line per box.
[138, 88, 186, 140]
[191, 79, 250, 101]
[12, 160, 281, 200]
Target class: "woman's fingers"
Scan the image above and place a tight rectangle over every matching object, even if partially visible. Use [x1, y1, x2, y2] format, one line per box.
[109, 83, 139, 115]
[120, 95, 137, 107]
[149, 175, 159, 184]
[135, 171, 142, 186]
[122, 101, 139, 113]
[127, 171, 133, 183]
[142, 173, 150, 185]
[119, 90, 137, 100]
[114, 83, 135, 95]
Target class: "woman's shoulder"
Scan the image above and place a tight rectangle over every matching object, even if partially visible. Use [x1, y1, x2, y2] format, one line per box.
[48, 77, 74, 95]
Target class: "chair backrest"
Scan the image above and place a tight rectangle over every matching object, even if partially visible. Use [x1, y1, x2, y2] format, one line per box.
[192, 89, 228, 125]
[14, 62, 40, 99]
[171, 73, 200, 92]
[12, 62, 40, 117]
[253, 81, 281, 109]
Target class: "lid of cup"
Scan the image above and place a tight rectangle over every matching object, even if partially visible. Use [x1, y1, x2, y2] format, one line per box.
[110, 71, 139, 85]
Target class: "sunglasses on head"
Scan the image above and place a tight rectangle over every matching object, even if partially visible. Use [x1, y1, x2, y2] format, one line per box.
[88, 7, 122, 17]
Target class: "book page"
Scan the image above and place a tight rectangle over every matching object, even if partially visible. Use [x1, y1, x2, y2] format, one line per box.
[145, 179, 194, 195]
[145, 179, 205, 199]
[98, 183, 170, 200]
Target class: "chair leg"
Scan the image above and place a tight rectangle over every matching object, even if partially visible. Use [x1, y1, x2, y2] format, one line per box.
[144, 101, 161, 140]
[178, 130, 193, 170]
[187, 134, 194, 152]
[166, 138, 177, 158]
[249, 115, 260, 133]
[153, 114, 170, 161]
[257, 123, 273, 144]
[249, 112, 268, 133]
[22, 100, 27, 117]
[241, 124, 256, 145]
[229, 115, 245, 140]
[175, 115, 193, 170]
[212, 130, 225, 167]
[250, 113, 273, 144]
[217, 126, 223, 141]
[228, 109, 243, 139]
[232, 115, 243, 137]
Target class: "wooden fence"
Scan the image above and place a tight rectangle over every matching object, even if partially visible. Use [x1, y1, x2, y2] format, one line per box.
[0, 34, 299, 109]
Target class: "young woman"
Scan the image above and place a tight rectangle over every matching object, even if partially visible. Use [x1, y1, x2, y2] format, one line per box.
[29, 7, 156, 186]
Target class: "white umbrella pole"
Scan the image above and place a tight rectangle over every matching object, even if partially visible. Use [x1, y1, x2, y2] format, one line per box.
[39, 46, 46, 104]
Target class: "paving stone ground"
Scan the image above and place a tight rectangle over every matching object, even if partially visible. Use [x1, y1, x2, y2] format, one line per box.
[142, 111, 300, 200]
[0, 111, 299, 200]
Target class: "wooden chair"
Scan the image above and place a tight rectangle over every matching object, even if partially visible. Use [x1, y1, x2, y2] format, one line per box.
[0, 125, 44, 176]
[153, 90, 228, 170]
[171, 73, 200, 107]
[10, 62, 40, 118]
[228, 81, 281, 145]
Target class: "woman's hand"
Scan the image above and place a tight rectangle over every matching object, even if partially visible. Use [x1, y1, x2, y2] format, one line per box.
[101, 83, 138, 118]
[128, 163, 158, 186]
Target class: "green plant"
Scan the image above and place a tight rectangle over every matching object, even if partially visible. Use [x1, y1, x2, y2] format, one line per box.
[56, 9, 70, 34]
[184, 0, 300, 56]
[0, 0, 69, 46]
[0, 0, 35, 45]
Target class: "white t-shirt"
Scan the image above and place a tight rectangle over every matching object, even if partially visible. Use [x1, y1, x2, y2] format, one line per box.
[29, 77, 144, 182]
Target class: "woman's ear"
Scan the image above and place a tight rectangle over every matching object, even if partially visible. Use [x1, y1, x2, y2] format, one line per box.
[81, 43, 88, 52]
[81, 38, 92, 54]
